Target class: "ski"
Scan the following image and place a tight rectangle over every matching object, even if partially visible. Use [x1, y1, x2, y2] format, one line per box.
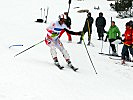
[109, 57, 121, 60]
[115, 62, 133, 67]
[109, 57, 133, 62]
[109, 58, 133, 67]
[99, 53, 121, 57]
[115, 62, 129, 66]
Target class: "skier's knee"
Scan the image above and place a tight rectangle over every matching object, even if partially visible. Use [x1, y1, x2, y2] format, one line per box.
[50, 48, 57, 58]
[62, 49, 70, 60]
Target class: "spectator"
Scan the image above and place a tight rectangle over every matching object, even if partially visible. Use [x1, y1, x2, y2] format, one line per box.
[106, 21, 121, 56]
[95, 12, 106, 40]
[77, 12, 94, 45]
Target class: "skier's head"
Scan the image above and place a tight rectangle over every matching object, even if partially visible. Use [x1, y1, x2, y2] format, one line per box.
[129, 20, 133, 28]
[87, 12, 91, 17]
[126, 22, 130, 26]
[126, 21, 132, 29]
[111, 21, 115, 26]
[99, 12, 103, 17]
[58, 14, 65, 25]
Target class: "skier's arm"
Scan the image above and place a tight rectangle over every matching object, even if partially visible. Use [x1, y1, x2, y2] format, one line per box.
[64, 28, 82, 35]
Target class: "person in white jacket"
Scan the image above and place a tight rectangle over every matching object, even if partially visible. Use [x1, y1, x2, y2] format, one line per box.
[45, 14, 78, 70]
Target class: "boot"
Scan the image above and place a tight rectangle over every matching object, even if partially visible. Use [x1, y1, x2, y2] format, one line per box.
[53, 57, 59, 65]
[97, 37, 101, 40]
[66, 59, 72, 67]
[121, 59, 125, 64]
[77, 40, 82, 44]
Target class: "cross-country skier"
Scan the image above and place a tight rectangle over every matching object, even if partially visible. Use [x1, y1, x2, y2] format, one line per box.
[45, 14, 78, 71]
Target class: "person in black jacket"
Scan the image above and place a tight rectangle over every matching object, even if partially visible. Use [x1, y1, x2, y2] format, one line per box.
[95, 12, 106, 40]
[77, 12, 94, 45]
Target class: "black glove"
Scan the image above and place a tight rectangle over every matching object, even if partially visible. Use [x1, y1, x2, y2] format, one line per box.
[116, 36, 122, 40]
[64, 28, 68, 32]
[122, 34, 125, 36]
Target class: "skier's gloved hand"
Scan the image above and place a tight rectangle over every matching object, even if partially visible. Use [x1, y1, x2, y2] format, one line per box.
[63, 28, 70, 33]
[81, 32, 84, 40]
[116, 36, 122, 40]
[64, 28, 68, 31]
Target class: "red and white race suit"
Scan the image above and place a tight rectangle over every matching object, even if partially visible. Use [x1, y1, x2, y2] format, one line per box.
[45, 21, 70, 61]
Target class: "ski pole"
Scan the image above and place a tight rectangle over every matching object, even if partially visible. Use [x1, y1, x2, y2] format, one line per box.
[82, 32, 98, 74]
[43, 8, 45, 21]
[14, 40, 44, 57]
[109, 45, 111, 54]
[40, 8, 42, 18]
[68, 0, 72, 14]
[101, 39, 104, 53]
[44, 7, 49, 23]
[109, 17, 112, 54]
[116, 44, 118, 54]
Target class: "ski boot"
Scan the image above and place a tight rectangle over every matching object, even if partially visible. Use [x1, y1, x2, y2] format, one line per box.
[53, 57, 64, 70]
[121, 59, 125, 65]
[66, 59, 78, 71]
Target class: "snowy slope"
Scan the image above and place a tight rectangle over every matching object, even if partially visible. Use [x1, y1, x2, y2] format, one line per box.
[0, 0, 133, 100]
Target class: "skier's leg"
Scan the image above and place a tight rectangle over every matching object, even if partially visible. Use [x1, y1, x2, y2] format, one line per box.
[55, 39, 71, 64]
[109, 39, 117, 54]
[97, 27, 101, 40]
[129, 46, 133, 59]
[121, 45, 128, 60]
[47, 41, 59, 64]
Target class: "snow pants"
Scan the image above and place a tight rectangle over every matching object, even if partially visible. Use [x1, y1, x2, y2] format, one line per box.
[121, 45, 133, 60]
[109, 39, 116, 53]
[45, 38, 70, 61]
[97, 26, 104, 40]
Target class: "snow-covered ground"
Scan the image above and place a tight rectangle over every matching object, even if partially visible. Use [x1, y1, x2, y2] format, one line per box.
[0, 0, 133, 100]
